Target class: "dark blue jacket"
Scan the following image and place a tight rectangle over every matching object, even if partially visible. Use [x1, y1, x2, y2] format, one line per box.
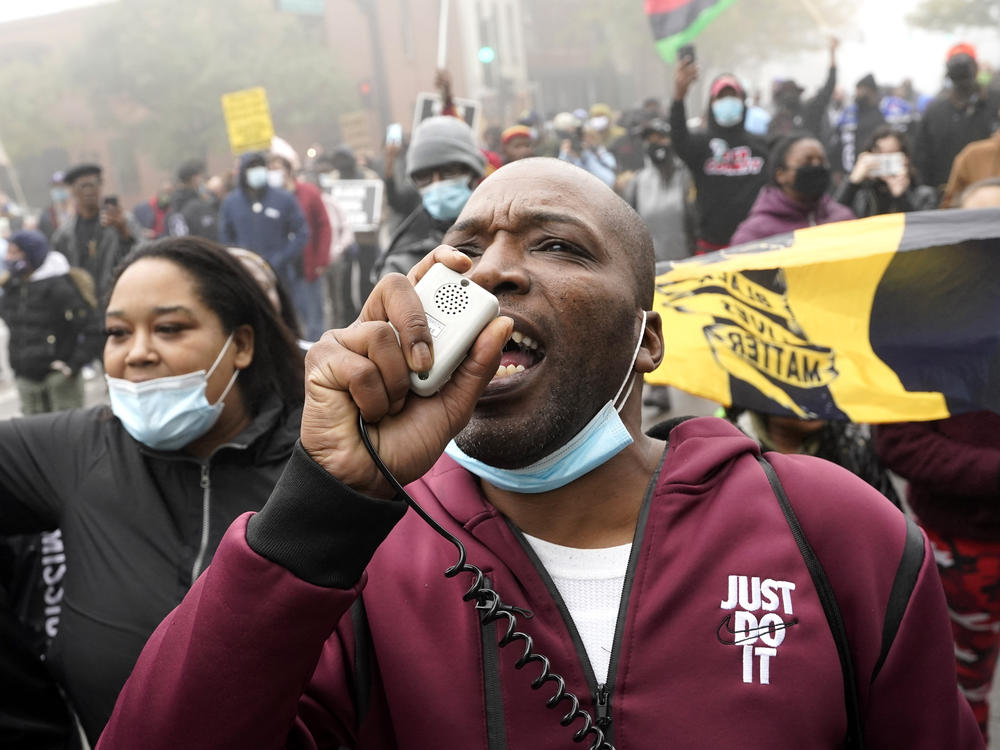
[218, 166, 308, 284]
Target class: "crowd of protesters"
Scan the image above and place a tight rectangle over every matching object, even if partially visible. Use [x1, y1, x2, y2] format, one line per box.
[0, 32, 997, 750]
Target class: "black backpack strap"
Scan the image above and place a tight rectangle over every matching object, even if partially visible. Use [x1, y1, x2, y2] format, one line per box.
[757, 456, 866, 750]
[349, 596, 373, 725]
[871, 517, 924, 682]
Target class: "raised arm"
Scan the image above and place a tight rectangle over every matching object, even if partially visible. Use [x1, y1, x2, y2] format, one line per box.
[0, 411, 89, 534]
[670, 59, 700, 166]
[875, 420, 1000, 498]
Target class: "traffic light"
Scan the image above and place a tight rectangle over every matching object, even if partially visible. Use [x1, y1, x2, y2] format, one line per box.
[477, 45, 496, 64]
[358, 79, 373, 108]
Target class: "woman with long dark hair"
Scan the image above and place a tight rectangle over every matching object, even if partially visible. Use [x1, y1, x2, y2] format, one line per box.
[0, 237, 304, 745]
[834, 125, 938, 217]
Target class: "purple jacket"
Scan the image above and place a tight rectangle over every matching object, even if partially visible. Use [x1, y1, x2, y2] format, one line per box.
[98, 418, 980, 749]
[730, 184, 855, 246]
[876, 413, 1000, 540]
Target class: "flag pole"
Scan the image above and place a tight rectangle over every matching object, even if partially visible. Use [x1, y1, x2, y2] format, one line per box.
[436, 0, 450, 70]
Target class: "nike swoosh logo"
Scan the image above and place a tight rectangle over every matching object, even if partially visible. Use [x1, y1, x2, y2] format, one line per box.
[716, 613, 799, 646]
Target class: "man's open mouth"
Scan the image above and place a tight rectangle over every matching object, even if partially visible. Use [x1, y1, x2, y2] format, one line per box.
[494, 330, 544, 379]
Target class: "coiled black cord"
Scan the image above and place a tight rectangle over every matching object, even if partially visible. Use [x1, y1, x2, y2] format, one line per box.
[358, 414, 614, 750]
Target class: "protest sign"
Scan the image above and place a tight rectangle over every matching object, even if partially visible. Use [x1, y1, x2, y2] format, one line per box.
[412, 92, 480, 135]
[221, 87, 275, 155]
[324, 179, 383, 232]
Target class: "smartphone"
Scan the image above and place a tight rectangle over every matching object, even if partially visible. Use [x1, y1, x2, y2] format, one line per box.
[678, 44, 696, 64]
[102, 195, 119, 208]
[871, 153, 904, 178]
[386, 123, 403, 146]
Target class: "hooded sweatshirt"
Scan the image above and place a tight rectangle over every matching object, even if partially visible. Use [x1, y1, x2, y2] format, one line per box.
[876, 413, 1000, 541]
[218, 154, 309, 285]
[730, 185, 855, 246]
[670, 80, 770, 247]
[99, 417, 979, 750]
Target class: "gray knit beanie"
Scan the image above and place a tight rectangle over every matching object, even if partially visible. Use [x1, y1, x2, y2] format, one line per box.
[406, 116, 485, 179]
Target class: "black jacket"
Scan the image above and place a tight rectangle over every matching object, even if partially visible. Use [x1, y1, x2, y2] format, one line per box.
[51, 214, 141, 303]
[0, 397, 301, 743]
[669, 99, 769, 246]
[374, 205, 450, 278]
[166, 187, 219, 242]
[915, 87, 1000, 190]
[767, 65, 837, 141]
[0, 265, 92, 380]
[834, 178, 939, 218]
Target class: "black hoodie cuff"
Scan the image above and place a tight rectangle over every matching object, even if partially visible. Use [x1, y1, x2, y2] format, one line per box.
[246, 441, 408, 588]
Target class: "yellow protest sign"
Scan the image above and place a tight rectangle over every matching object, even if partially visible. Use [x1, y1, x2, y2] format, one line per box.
[221, 87, 275, 155]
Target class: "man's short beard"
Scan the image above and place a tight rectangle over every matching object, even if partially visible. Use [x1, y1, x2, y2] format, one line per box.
[454, 306, 639, 470]
[454, 394, 585, 469]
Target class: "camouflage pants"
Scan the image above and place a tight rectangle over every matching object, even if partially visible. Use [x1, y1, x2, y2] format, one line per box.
[924, 525, 1000, 740]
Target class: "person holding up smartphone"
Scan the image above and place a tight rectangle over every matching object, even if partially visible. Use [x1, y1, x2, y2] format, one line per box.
[669, 52, 769, 252]
[834, 125, 938, 217]
[51, 164, 142, 304]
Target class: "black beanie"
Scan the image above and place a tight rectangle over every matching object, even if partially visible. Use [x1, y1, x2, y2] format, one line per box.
[9, 230, 49, 270]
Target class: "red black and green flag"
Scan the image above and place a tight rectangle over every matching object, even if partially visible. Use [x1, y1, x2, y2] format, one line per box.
[645, 0, 737, 62]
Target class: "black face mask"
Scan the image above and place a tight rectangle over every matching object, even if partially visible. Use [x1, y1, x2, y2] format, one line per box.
[792, 164, 831, 200]
[647, 144, 672, 165]
[947, 60, 976, 85]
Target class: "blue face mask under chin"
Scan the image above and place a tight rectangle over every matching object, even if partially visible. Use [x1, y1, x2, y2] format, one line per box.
[445, 311, 648, 493]
[106, 333, 240, 451]
[420, 176, 473, 222]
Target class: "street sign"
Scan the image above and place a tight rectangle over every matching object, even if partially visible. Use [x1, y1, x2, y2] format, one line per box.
[412, 92, 481, 137]
[324, 179, 384, 233]
[221, 87, 275, 155]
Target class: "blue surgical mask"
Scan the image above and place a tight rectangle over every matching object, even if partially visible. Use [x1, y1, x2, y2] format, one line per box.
[420, 176, 473, 222]
[445, 311, 647, 493]
[106, 333, 240, 451]
[50, 187, 69, 202]
[712, 96, 745, 128]
[245, 166, 268, 190]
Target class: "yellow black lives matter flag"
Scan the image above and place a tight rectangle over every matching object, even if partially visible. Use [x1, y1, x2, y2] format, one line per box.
[648, 208, 1000, 422]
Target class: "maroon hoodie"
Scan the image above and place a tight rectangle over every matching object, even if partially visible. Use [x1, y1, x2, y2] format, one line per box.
[876, 413, 1000, 540]
[730, 184, 855, 246]
[98, 417, 980, 749]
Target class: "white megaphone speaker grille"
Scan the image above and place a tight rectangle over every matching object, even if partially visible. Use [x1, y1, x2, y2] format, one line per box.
[434, 282, 470, 315]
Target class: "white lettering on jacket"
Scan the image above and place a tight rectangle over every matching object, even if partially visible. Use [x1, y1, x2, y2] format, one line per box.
[40, 529, 66, 639]
[720, 575, 796, 685]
